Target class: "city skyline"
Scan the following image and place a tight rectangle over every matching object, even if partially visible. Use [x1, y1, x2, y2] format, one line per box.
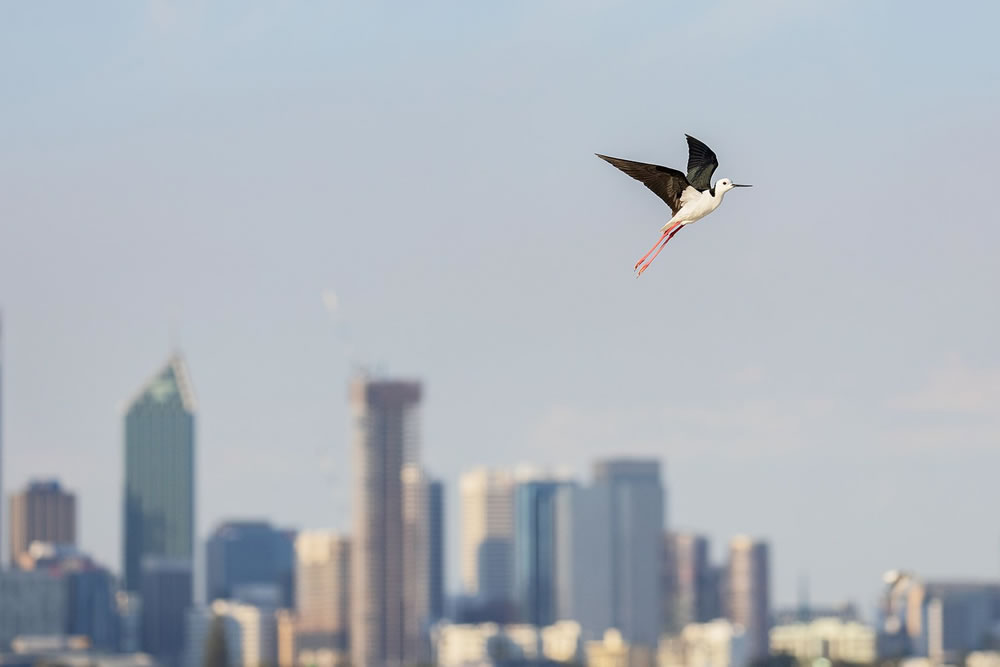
[3, 0, 1000, 616]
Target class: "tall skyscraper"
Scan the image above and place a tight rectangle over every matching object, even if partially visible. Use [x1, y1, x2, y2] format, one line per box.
[725, 536, 771, 662]
[205, 521, 295, 608]
[9, 479, 76, 567]
[593, 458, 665, 647]
[428, 478, 446, 623]
[459, 468, 515, 603]
[555, 483, 614, 641]
[296, 531, 351, 649]
[350, 376, 422, 667]
[122, 354, 196, 593]
[663, 532, 714, 634]
[514, 479, 570, 626]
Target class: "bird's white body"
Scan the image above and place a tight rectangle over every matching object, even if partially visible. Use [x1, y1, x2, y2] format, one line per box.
[661, 180, 736, 232]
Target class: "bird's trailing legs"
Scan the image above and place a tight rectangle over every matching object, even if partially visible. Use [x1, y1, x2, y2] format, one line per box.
[633, 222, 681, 271]
[636, 223, 684, 277]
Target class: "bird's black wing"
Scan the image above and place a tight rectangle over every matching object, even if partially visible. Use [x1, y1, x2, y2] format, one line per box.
[685, 134, 719, 192]
[596, 154, 691, 215]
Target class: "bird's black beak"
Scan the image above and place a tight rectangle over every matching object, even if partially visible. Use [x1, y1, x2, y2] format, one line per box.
[732, 183, 752, 188]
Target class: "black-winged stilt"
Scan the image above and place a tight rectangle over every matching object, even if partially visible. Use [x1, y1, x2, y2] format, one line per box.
[597, 135, 751, 277]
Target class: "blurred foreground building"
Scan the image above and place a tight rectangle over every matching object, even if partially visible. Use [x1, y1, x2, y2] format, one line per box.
[769, 617, 876, 665]
[658, 620, 747, 667]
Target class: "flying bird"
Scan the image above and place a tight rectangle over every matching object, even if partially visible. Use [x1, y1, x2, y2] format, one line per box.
[597, 135, 751, 277]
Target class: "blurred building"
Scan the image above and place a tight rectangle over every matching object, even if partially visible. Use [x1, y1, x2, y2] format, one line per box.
[968, 652, 1000, 667]
[349, 375, 422, 667]
[725, 536, 770, 663]
[211, 600, 278, 667]
[433, 621, 575, 667]
[769, 617, 876, 664]
[0, 568, 67, 651]
[296, 531, 351, 653]
[428, 477, 446, 623]
[878, 571, 1000, 662]
[658, 620, 747, 667]
[555, 483, 614, 642]
[140, 556, 192, 665]
[21, 544, 120, 652]
[514, 479, 571, 626]
[663, 533, 716, 634]
[403, 464, 445, 664]
[460, 468, 516, 610]
[9, 479, 75, 568]
[122, 354, 196, 593]
[586, 628, 656, 667]
[205, 520, 295, 608]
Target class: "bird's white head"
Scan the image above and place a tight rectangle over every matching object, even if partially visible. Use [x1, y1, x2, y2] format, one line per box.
[715, 178, 752, 195]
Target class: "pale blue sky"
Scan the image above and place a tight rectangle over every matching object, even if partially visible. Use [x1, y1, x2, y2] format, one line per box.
[2, 1, 999, 611]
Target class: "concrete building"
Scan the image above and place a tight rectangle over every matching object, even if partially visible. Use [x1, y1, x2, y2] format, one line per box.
[9, 480, 76, 568]
[122, 354, 196, 594]
[350, 375, 422, 667]
[296, 532, 351, 650]
[0, 569, 67, 651]
[769, 617, 876, 665]
[658, 620, 748, 667]
[725, 536, 770, 662]
[460, 468, 515, 605]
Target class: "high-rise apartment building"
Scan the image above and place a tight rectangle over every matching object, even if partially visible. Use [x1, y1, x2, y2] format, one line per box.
[122, 354, 196, 593]
[9, 479, 76, 567]
[296, 531, 351, 649]
[663, 532, 715, 633]
[350, 375, 422, 667]
[725, 536, 770, 662]
[459, 468, 515, 603]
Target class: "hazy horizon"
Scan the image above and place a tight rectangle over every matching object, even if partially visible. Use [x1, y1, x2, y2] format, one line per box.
[2, 1, 999, 614]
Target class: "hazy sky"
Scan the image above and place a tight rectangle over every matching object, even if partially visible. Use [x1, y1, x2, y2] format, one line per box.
[2, 1, 999, 612]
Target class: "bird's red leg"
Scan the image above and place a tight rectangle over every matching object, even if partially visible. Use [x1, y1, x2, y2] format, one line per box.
[634, 222, 681, 271]
[634, 231, 670, 271]
[637, 224, 684, 277]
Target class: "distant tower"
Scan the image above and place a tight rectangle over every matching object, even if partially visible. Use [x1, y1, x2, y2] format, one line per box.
[296, 531, 351, 650]
[350, 376, 421, 667]
[459, 468, 515, 604]
[122, 354, 196, 593]
[10, 479, 76, 567]
[593, 458, 665, 647]
[798, 572, 810, 622]
[514, 479, 570, 626]
[663, 532, 713, 633]
[725, 536, 771, 662]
